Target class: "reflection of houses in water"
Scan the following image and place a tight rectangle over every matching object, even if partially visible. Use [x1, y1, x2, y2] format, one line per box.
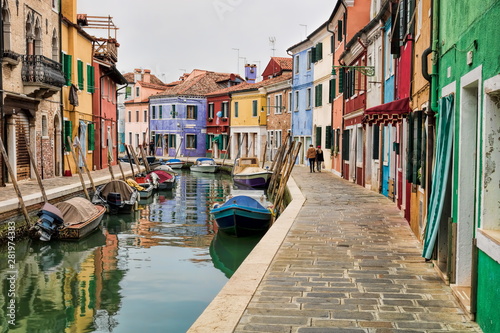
[0, 232, 125, 332]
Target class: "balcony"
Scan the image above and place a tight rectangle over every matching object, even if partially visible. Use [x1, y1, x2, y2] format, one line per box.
[93, 38, 118, 64]
[2, 50, 21, 66]
[21, 55, 65, 98]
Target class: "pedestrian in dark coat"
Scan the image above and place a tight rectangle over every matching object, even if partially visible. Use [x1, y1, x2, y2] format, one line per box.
[306, 144, 317, 173]
[149, 141, 155, 156]
[316, 146, 324, 172]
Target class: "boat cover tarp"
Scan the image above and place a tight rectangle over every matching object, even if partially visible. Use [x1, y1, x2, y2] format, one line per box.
[99, 180, 135, 201]
[55, 197, 100, 225]
[219, 195, 267, 211]
[147, 170, 173, 183]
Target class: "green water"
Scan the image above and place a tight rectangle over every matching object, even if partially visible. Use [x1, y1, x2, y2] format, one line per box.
[0, 171, 265, 332]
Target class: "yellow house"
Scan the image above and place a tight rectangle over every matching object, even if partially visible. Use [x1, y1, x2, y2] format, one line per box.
[230, 88, 267, 159]
[61, 0, 95, 175]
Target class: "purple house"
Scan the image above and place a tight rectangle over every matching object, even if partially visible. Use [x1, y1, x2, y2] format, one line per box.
[149, 70, 243, 158]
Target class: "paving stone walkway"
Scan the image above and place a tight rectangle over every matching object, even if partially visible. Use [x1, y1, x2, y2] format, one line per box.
[233, 166, 482, 333]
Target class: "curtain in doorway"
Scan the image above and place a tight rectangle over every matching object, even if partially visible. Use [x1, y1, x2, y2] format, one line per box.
[78, 121, 87, 168]
[422, 94, 454, 259]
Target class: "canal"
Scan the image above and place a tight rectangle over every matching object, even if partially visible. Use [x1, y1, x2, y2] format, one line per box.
[0, 170, 265, 332]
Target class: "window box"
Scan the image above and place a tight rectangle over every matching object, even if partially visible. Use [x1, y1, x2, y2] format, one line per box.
[221, 117, 228, 121]
[208, 118, 213, 122]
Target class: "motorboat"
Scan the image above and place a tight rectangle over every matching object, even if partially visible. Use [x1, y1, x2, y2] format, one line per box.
[190, 158, 218, 173]
[232, 157, 273, 188]
[30, 197, 106, 241]
[210, 195, 273, 237]
[92, 179, 139, 214]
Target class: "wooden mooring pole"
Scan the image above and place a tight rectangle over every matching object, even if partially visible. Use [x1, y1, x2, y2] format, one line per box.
[67, 137, 90, 200]
[0, 137, 32, 226]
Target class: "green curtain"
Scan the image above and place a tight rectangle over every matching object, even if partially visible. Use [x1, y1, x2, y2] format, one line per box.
[422, 94, 454, 259]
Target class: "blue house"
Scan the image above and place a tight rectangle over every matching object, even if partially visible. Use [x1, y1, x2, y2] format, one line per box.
[149, 70, 243, 158]
[287, 43, 315, 164]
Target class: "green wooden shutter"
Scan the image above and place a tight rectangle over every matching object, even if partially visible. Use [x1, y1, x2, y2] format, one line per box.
[193, 135, 197, 149]
[64, 120, 72, 151]
[87, 65, 95, 93]
[318, 84, 322, 106]
[206, 134, 210, 150]
[338, 68, 344, 93]
[316, 127, 322, 147]
[342, 130, 350, 161]
[194, 105, 198, 119]
[325, 126, 332, 149]
[88, 123, 95, 151]
[311, 46, 316, 63]
[329, 78, 336, 103]
[338, 20, 343, 41]
[77, 60, 84, 90]
[316, 43, 323, 61]
[62, 53, 72, 86]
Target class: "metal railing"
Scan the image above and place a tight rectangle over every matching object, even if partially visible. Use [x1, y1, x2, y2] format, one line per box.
[21, 55, 65, 87]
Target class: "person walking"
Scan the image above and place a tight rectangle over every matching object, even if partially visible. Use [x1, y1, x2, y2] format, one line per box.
[316, 145, 324, 172]
[306, 144, 317, 173]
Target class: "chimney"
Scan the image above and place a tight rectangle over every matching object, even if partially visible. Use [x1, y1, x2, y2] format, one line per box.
[245, 64, 257, 84]
[134, 68, 142, 82]
[144, 69, 151, 83]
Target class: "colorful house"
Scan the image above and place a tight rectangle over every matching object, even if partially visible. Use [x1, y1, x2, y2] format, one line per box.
[123, 69, 167, 155]
[61, 0, 95, 176]
[422, 1, 500, 331]
[0, 0, 64, 183]
[149, 70, 242, 158]
[261, 57, 293, 80]
[286, 43, 314, 165]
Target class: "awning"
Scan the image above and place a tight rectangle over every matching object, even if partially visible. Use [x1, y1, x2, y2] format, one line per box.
[362, 97, 411, 125]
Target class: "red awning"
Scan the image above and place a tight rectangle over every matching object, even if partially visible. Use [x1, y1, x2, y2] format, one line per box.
[363, 97, 411, 125]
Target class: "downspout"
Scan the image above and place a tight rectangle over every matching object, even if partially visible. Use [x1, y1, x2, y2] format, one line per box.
[59, 1, 65, 177]
[339, 0, 347, 178]
[379, 24, 386, 194]
[327, 22, 335, 171]
[99, 70, 113, 169]
[286, 49, 294, 144]
[0, 3, 5, 186]
[430, 0, 439, 113]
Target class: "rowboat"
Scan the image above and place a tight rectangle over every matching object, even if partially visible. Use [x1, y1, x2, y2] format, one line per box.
[232, 157, 272, 188]
[92, 179, 139, 214]
[190, 158, 218, 173]
[147, 170, 176, 190]
[210, 195, 273, 237]
[30, 197, 106, 241]
[126, 178, 155, 199]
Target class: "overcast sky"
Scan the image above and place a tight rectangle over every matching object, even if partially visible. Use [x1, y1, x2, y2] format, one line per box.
[78, 0, 336, 84]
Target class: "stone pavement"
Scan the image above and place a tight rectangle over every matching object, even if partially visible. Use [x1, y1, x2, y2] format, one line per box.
[190, 166, 482, 333]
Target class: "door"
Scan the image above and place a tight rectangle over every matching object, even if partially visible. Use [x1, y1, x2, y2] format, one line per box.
[16, 112, 31, 181]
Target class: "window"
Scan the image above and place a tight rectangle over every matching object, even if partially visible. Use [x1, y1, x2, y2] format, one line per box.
[208, 103, 214, 119]
[42, 115, 48, 137]
[316, 126, 322, 147]
[252, 100, 258, 117]
[222, 102, 228, 117]
[144, 110, 147, 122]
[101, 119, 106, 148]
[294, 55, 300, 74]
[267, 97, 271, 115]
[186, 134, 197, 149]
[356, 127, 363, 163]
[159, 105, 163, 119]
[329, 78, 336, 102]
[288, 92, 292, 112]
[136, 110, 139, 122]
[171, 105, 176, 118]
[206, 134, 215, 150]
[307, 50, 312, 70]
[151, 106, 156, 120]
[125, 86, 132, 99]
[88, 123, 95, 151]
[187, 105, 198, 119]
[168, 134, 176, 148]
[77, 60, 84, 90]
[135, 133, 140, 148]
[136, 86, 140, 97]
[87, 64, 95, 93]
[315, 84, 323, 107]
[294, 91, 299, 111]
[234, 102, 239, 117]
[128, 132, 132, 146]
[128, 111, 131, 122]
[314, 43, 323, 62]
[275, 94, 282, 114]
[330, 34, 335, 53]
[306, 88, 312, 109]
[338, 20, 343, 41]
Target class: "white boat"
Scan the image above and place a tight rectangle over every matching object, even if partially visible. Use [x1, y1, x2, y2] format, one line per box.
[232, 157, 273, 188]
[190, 158, 219, 173]
[163, 158, 184, 169]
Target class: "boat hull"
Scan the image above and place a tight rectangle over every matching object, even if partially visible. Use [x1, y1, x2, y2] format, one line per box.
[233, 171, 272, 188]
[56, 205, 106, 240]
[190, 165, 218, 173]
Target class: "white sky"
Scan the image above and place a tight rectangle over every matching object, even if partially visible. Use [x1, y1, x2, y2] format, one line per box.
[78, 0, 336, 84]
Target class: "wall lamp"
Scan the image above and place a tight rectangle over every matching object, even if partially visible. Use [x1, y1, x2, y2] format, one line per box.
[331, 65, 375, 78]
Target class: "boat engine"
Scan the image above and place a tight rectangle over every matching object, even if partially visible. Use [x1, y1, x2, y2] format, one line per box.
[35, 203, 64, 241]
[107, 192, 122, 209]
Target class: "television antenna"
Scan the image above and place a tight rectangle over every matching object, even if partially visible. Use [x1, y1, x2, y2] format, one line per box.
[269, 37, 276, 56]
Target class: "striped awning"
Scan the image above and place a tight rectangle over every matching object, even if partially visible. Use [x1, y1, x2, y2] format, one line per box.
[362, 97, 411, 125]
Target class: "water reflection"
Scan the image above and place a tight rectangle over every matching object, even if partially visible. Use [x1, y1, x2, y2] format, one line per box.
[0, 170, 266, 332]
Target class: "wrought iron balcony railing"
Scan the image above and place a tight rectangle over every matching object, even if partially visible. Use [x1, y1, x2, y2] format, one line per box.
[2, 50, 21, 64]
[21, 55, 66, 88]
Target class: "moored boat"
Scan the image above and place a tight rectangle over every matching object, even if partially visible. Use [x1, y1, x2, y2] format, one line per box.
[30, 197, 106, 241]
[126, 178, 155, 199]
[147, 170, 176, 190]
[190, 158, 218, 173]
[92, 179, 139, 214]
[232, 157, 272, 188]
[210, 195, 273, 237]
[163, 158, 184, 169]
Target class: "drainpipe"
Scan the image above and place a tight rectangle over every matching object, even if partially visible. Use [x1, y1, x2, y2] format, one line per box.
[430, 0, 439, 113]
[327, 22, 335, 171]
[379, 24, 386, 194]
[99, 70, 113, 169]
[0, 3, 5, 186]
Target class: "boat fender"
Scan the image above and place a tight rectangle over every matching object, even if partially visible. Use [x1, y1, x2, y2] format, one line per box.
[212, 203, 220, 209]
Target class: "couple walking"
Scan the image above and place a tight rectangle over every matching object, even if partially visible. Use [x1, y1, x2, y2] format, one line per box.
[306, 144, 324, 173]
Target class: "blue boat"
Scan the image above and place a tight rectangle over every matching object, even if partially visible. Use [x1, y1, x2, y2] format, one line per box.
[210, 195, 273, 237]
